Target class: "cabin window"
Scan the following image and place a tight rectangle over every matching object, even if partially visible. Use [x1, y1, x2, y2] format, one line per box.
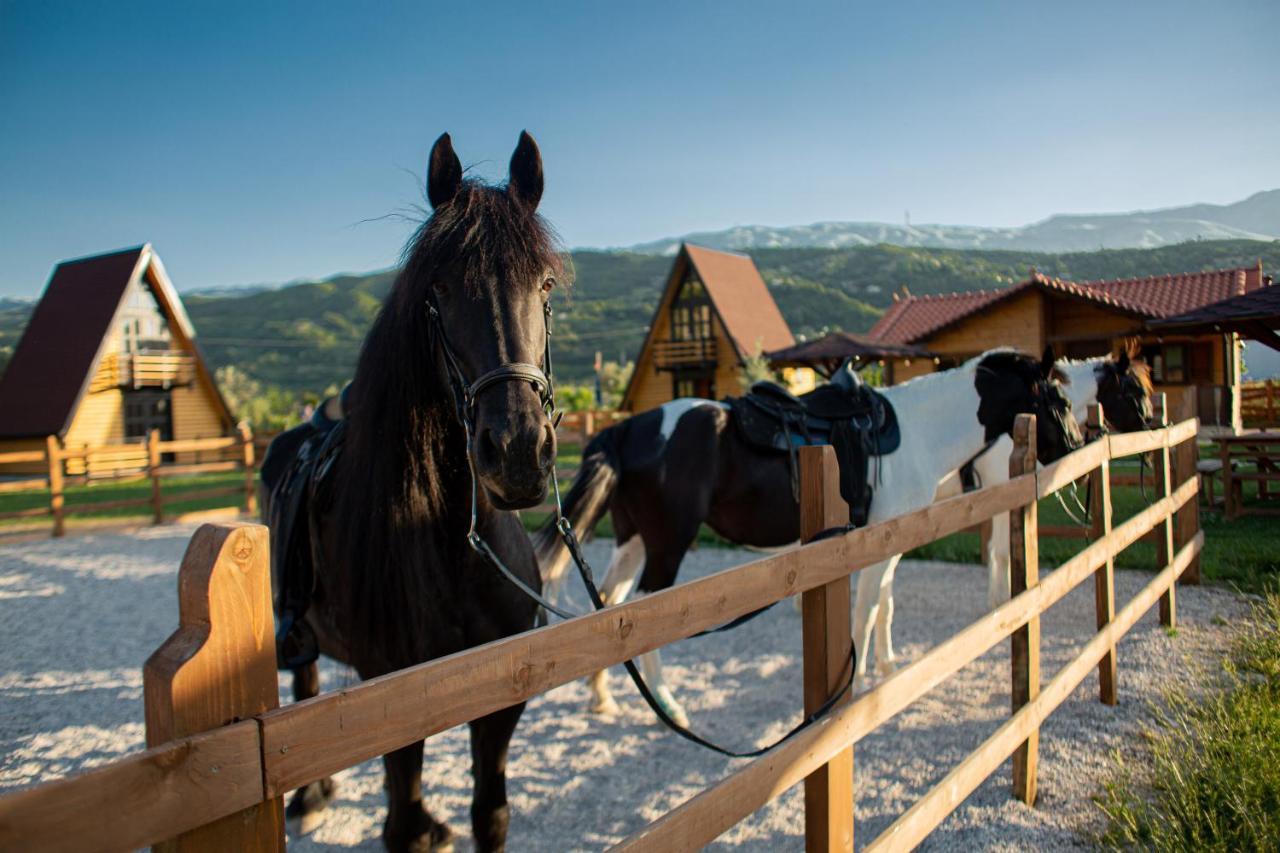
[124, 390, 173, 441]
[674, 372, 715, 400]
[671, 276, 712, 342]
[118, 279, 172, 354]
[1143, 344, 1187, 384]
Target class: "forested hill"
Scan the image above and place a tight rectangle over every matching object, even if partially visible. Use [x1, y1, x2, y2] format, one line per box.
[1, 239, 1277, 393]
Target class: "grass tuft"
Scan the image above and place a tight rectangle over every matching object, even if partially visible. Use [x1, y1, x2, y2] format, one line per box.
[1095, 588, 1280, 852]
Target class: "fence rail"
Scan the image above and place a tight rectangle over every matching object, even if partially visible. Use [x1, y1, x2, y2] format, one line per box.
[1241, 378, 1277, 427]
[0, 425, 256, 536]
[0, 400, 1201, 852]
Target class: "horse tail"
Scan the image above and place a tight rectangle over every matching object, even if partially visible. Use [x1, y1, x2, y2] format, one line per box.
[534, 426, 622, 601]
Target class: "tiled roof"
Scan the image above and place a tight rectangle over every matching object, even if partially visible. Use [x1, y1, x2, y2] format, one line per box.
[1152, 281, 1280, 327]
[767, 331, 933, 363]
[685, 244, 795, 356]
[868, 265, 1263, 345]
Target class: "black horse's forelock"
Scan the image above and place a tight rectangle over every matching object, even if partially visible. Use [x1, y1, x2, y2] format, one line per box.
[326, 178, 561, 671]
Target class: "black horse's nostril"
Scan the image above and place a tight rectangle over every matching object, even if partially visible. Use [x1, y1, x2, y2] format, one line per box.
[538, 422, 556, 470]
[478, 427, 502, 469]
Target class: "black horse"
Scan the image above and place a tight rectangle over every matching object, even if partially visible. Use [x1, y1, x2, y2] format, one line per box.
[261, 132, 561, 852]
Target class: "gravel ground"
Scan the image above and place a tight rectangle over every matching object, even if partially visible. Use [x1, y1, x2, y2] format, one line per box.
[0, 524, 1249, 851]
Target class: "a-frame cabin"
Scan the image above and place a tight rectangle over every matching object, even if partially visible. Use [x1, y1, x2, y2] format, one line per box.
[621, 243, 812, 411]
[0, 245, 235, 475]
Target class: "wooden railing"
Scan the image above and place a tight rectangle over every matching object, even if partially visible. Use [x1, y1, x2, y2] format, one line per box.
[0, 403, 1201, 851]
[0, 426, 256, 537]
[1242, 378, 1278, 427]
[93, 351, 196, 390]
[653, 338, 717, 368]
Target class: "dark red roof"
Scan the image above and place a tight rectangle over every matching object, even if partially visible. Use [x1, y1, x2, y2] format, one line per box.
[0, 247, 146, 438]
[1151, 282, 1280, 328]
[869, 265, 1263, 345]
[685, 244, 795, 356]
[767, 331, 933, 364]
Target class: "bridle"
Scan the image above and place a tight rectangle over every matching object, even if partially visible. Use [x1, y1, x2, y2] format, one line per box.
[425, 288, 855, 757]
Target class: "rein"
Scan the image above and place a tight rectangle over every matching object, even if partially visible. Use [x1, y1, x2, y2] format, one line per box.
[426, 293, 855, 757]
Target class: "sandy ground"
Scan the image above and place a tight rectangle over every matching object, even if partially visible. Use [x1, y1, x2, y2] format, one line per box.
[0, 524, 1249, 851]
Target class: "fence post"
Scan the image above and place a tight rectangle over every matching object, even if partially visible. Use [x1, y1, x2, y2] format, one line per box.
[1009, 413, 1039, 805]
[45, 435, 64, 537]
[799, 445, 854, 853]
[1088, 404, 1117, 705]
[582, 410, 595, 446]
[1174, 392, 1201, 584]
[148, 429, 164, 525]
[144, 522, 283, 851]
[239, 423, 257, 516]
[1152, 395, 1177, 627]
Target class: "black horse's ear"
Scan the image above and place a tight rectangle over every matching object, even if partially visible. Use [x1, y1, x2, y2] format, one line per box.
[508, 130, 543, 210]
[1116, 348, 1130, 373]
[1040, 345, 1056, 379]
[427, 133, 463, 209]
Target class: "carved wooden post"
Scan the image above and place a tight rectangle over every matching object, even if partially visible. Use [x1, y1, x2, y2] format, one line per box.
[1152, 395, 1176, 627]
[144, 523, 283, 851]
[799, 445, 854, 852]
[238, 423, 257, 516]
[45, 435, 64, 538]
[148, 429, 164, 525]
[1088, 404, 1117, 705]
[1009, 414, 1039, 805]
[1174, 392, 1201, 584]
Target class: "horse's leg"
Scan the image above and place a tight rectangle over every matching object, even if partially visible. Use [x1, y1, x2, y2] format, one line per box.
[632, 533, 700, 729]
[467, 702, 524, 853]
[587, 534, 645, 716]
[987, 511, 1012, 610]
[873, 555, 902, 677]
[285, 662, 338, 833]
[853, 559, 892, 691]
[382, 739, 454, 853]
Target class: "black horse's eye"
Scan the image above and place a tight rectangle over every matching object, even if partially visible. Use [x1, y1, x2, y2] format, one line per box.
[541, 277, 556, 294]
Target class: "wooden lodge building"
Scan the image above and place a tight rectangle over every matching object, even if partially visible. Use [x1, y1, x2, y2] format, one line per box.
[868, 264, 1271, 433]
[621, 243, 814, 411]
[0, 245, 235, 475]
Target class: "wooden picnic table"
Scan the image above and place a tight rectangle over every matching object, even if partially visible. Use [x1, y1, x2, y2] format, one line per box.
[1220, 431, 1280, 519]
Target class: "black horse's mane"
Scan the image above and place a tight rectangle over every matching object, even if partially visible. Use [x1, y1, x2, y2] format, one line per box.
[330, 179, 563, 670]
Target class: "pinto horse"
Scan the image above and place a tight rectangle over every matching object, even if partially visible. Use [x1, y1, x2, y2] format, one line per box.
[536, 348, 1083, 725]
[935, 349, 1153, 609]
[261, 132, 561, 852]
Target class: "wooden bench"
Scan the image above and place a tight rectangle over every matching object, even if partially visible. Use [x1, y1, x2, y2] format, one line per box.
[1196, 458, 1229, 507]
[1220, 432, 1280, 520]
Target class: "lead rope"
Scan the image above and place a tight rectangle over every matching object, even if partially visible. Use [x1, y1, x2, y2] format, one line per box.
[430, 295, 855, 757]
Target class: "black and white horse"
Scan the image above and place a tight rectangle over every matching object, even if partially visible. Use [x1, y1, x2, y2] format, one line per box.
[536, 348, 1083, 724]
[935, 349, 1153, 608]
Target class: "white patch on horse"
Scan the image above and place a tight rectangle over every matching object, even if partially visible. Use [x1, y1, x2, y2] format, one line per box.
[658, 398, 728, 441]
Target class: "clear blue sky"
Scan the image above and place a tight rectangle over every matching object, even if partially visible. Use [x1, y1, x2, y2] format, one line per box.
[2, 0, 1277, 297]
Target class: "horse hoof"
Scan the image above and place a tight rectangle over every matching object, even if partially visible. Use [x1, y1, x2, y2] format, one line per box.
[285, 777, 337, 835]
[876, 659, 897, 678]
[590, 696, 621, 716]
[654, 689, 690, 729]
[852, 675, 870, 694]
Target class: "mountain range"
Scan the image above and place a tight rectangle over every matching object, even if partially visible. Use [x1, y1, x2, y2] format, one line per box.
[624, 190, 1280, 255]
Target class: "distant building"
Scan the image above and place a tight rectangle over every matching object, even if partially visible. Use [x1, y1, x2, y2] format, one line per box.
[869, 265, 1270, 433]
[620, 244, 813, 411]
[0, 245, 235, 474]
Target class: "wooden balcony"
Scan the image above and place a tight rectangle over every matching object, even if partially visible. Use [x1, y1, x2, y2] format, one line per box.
[95, 352, 196, 390]
[653, 338, 717, 370]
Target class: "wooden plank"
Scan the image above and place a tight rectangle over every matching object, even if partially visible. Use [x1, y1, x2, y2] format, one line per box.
[614, 484, 1180, 853]
[0, 477, 49, 494]
[149, 429, 164, 525]
[798, 446, 854, 853]
[1152, 397, 1176, 628]
[1034, 440, 1107, 498]
[45, 436, 64, 538]
[0, 505, 53, 520]
[261, 473, 1039, 797]
[164, 485, 246, 505]
[157, 437, 241, 453]
[1090, 406, 1117, 705]
[867, 532, 1204, 853]
[157, 461, 244, 477]
[1173, 397, 1200, 584]
[62, 495, 154, 514]
[0, 450, 50, 464]
[1008, 414, 1039, 805]
[144, 523, 283, 851]
[0, 721, 263, 853]
[239, 423, 257, 516]
[1107, 430, 1167, 459]
[1165, 417, 1198, 446]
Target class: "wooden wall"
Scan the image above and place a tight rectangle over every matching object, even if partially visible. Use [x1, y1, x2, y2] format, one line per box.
[172, 384, 231, 463]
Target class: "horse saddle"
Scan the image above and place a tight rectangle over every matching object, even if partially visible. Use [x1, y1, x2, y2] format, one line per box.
[261, 384, 352, 669]
[729, 377, 900, 527]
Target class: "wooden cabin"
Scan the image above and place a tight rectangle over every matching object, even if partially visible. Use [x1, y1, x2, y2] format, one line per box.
[0, 245, 236, 475]
[620, 244, 813, 412]
[868, 264, 1271, 434]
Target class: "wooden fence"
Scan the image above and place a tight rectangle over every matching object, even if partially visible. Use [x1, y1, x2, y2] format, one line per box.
[0, 425, 256, 537]
[0, 402, 1201, 852]
[1242, 378, 1278, 427]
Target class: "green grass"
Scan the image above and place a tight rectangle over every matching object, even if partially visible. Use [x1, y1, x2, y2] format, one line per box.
[1095, 588, 1280, 851]
[0, 471, 248, 530]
